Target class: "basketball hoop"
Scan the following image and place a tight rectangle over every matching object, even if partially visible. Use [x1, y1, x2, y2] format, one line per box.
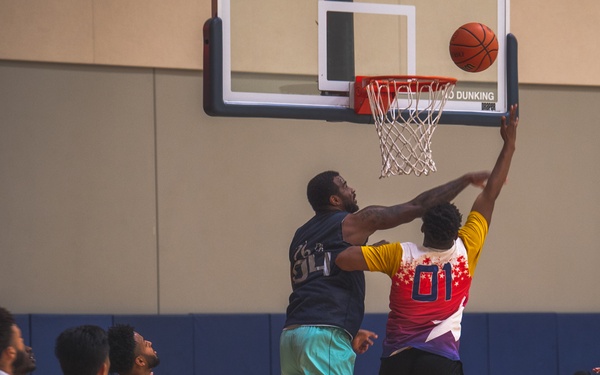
[354, 76, 457, 177]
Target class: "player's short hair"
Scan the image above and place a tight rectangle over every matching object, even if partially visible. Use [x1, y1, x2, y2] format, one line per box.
[422, 202, 463, 244]
[307, 171, 340, 213]
[55, 325, 109, 375]
[0, 307, 16, 354]
[108, 324, 136, 374]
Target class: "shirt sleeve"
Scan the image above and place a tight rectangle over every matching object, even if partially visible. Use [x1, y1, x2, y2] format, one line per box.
[361, 242, 404, 279]
[459, 211, 489, 276]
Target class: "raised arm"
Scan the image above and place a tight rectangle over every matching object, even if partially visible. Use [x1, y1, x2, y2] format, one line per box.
[471, 104, 518, 224]
[342, 171, 490, 245]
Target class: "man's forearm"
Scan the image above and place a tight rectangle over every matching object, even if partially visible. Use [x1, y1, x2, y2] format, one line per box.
[358, 176, 473, 230]
[344, 172, 488, 243]
[410, 173, 479, 209]
[483, 143, 515, 201]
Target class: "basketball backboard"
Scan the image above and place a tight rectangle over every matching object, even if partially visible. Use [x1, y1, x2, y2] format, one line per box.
[203, 0, 517, 126]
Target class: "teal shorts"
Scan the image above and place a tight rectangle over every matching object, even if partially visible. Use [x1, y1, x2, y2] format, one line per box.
[280, 326, 356, 375]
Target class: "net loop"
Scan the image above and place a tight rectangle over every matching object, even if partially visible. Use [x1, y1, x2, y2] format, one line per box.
[365, 76, 456, 177]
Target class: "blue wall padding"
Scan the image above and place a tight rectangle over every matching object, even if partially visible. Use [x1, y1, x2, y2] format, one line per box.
[488, 313, 558, 375]
[5, 313, 599, 375]
[557, 313, 600, 375]
[460, 312, 489, 374]
[193, 314, 271, 375]
[269, 313, 287, 375]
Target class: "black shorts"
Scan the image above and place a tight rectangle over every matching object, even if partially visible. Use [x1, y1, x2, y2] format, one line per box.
[379, 348, 464, 375]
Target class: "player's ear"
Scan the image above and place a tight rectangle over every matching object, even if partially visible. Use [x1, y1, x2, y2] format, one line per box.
[329, 195, 341, 206]
[135, 355, 146, 367]
[3, 346, 16, 361]
[98, 358, 109, 375]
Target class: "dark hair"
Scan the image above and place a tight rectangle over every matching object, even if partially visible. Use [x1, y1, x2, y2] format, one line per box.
[55, 325, 109, 375]
[0, 307, 16, 354]
[108, 324, 136, 374]
[422, 202, 463, 245]
[307, 171, 340, 213]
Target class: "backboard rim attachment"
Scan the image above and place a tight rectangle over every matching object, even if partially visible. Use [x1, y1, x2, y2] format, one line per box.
[354, 75, 458, 115]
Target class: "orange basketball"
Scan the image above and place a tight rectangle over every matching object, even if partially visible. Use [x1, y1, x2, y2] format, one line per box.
[449, 22, 499, 73]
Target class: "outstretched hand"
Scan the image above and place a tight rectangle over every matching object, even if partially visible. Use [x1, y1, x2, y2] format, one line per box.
[501, 103, 519, 143]
[352, 329, 378, 354]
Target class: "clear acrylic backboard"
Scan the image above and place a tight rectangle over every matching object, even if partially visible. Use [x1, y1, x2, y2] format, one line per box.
[203, 0, 518, 126]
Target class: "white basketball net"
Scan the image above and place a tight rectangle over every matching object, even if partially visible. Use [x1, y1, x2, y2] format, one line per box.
[366, 77, 456, 177]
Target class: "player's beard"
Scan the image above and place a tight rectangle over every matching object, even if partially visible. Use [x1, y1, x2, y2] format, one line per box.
[343, 195, 359, 213]
[346, 202, 359, 213]
[143, 353, 160, 369]
[12, 348, 27, 372]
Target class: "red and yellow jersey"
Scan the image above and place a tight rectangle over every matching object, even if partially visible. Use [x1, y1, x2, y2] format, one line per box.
[361, 211, 488, 360]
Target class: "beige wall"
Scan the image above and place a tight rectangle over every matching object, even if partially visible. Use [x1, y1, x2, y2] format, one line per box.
[1, 60, 599, 314]
[0, 0, 600, 85]
[0, 0, 205, 69]
[1, 1, 599, 315]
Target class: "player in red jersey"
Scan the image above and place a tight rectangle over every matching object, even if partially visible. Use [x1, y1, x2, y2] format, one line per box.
[336, 104, 518, 375]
